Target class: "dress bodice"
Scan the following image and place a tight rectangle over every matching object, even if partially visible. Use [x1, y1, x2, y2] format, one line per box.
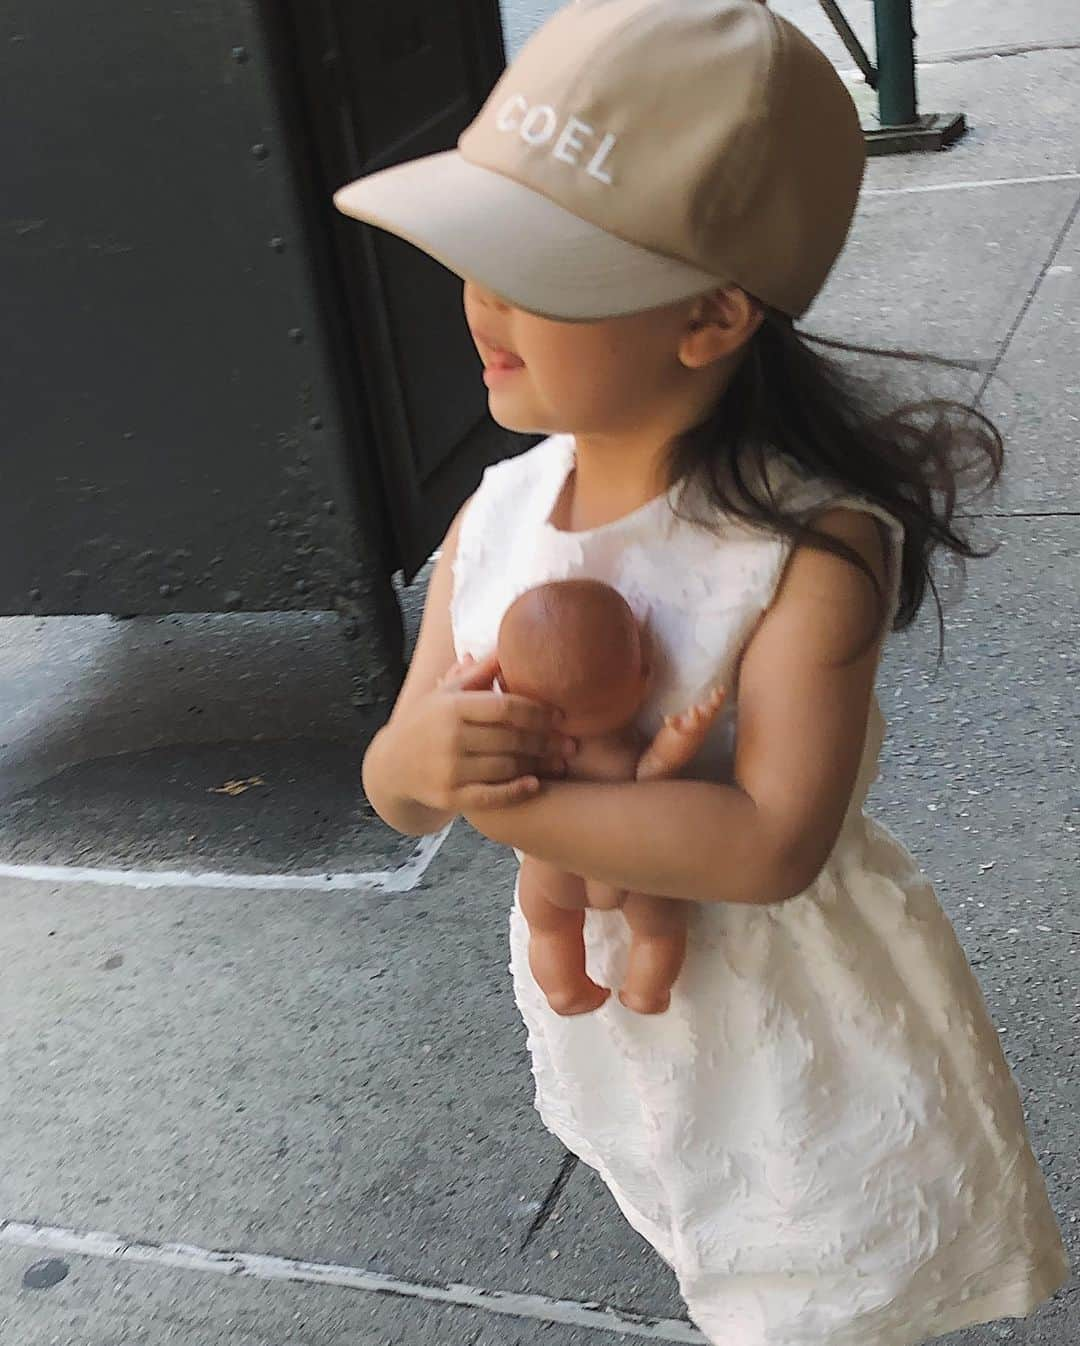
[451, 434, 900, 819]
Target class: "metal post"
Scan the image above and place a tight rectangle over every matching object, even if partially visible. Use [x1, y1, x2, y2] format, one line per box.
[873, 0, 918, 127]
[817, 0, 967, 154]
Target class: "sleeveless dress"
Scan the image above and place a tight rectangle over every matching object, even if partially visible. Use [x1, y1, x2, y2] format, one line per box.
[450, 434, 1070, 1346]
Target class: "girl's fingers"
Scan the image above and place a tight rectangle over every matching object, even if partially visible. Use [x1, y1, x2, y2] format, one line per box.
[442, 650, 501, 692]
[438, 660, 470, 687]
[459, 777, 540, 811]
[537, 755, 569, 778]
[463, 726, 576, 759]
[459, 754, 543, 785]
[463, 725, 564, 759]
[460, 691, 561, 732]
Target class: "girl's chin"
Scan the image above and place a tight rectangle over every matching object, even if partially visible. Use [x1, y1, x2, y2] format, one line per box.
[486, 394, 553, 436]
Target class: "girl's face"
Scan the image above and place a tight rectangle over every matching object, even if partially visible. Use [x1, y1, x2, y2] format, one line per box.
[463, 281, 713, 440]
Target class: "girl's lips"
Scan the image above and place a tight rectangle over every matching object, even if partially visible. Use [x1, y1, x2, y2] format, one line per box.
[472, 329, 525, 372]
[477, 339, 525, 388]
[482, 362, 523, 387]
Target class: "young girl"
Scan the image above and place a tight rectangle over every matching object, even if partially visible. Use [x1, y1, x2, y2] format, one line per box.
[338, 1, 1071, 1342]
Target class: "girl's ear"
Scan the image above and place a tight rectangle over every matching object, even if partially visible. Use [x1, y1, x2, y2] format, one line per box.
[679, 288, 764, 369]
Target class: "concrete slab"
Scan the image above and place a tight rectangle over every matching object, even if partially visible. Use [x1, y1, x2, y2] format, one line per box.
[871, 516, 1078, 927]
[518, 1162, 685, 1318]
[0, 739, 412, 873]
[0, 828, 573, 1294]
[0, 611, 365, 799]
[862, 51, 1080, 193]
[982, 209, 1080, 512]
[0, 609, 418, 873]
[502, 1, 1080, 70]
[812, 180, 1078, 362]
[769, 1, 1080, 72]
[0, 1244, 603, 1346]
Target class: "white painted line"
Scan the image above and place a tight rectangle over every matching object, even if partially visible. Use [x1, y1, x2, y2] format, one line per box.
[865, 171, 1080, 198]
[0, 1220, 706, 1343]
[0, 825, 451, 895]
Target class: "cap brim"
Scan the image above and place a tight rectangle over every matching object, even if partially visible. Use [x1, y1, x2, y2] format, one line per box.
[333, 151, 724, 322]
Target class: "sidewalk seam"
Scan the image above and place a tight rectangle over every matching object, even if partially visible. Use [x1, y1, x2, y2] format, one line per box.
[837, 37, 1080, 81]
[976, 187, 1080, 406]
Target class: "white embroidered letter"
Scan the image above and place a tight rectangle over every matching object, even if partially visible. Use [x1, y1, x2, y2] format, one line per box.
[586, 131, 617, 184]
[553, 115, 592, 166]
[519, 104, 558, 146]
[495, 94, 528, 133]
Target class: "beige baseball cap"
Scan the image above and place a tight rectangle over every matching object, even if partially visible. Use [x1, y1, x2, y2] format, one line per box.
[333, 0, 865, 320]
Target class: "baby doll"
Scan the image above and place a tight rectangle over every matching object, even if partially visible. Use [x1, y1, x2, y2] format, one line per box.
[495, 579, 725, 1016]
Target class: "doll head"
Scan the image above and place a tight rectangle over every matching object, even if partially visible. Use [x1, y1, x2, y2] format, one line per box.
[496, 579, 650, 737]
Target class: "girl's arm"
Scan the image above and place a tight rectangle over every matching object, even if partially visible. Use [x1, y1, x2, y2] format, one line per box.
[465, 509, 889, 905]
[362, 508, 463, 836]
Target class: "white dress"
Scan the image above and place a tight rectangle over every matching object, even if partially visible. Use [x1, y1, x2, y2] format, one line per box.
[450, 434, 1070, 1346]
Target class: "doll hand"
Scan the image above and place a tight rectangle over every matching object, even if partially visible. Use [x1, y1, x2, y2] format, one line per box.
[664, 684, 727, 738]
[636, 685, 726, 782]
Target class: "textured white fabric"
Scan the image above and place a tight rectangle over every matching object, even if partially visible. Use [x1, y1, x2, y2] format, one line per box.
[450, 434, 1070, 1346]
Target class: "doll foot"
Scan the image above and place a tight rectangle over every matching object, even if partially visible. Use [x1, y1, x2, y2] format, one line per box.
[619, 987, 671, 1015]
[546, 982, 611, 1016]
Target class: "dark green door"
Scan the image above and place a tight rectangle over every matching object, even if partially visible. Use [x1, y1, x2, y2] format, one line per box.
[278, 0, 515, 579]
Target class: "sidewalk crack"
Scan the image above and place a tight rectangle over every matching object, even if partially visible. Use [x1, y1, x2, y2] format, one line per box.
[923, 39, 1080, 68]
[520, 1151, 578, 1250]
[976, 188, 1080, 406]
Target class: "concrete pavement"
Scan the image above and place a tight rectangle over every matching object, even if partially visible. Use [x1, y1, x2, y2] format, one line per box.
[1, 1, 1078, 1341]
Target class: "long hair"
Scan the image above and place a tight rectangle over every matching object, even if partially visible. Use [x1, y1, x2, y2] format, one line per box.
[668, 307, 1004, 664]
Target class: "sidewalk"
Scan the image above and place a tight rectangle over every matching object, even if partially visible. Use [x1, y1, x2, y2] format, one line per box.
[1, 3, 1078, 1342]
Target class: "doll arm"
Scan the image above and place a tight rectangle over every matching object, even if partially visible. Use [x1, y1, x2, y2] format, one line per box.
[581, 689, 724, 909]
[581, 688, 725, 909]
[635, 686, 726, 782]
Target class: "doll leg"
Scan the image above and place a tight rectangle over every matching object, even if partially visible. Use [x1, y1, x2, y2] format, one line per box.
[518, 857, 610, 1016]
[618, 894, 688, 1015]
[583, 878, 625, 911]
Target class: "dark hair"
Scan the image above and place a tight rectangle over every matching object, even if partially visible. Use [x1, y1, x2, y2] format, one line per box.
[668, 307, 1004, 664]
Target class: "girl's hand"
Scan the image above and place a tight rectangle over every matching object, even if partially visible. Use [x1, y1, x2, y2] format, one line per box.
[392, 651, 573, 814]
